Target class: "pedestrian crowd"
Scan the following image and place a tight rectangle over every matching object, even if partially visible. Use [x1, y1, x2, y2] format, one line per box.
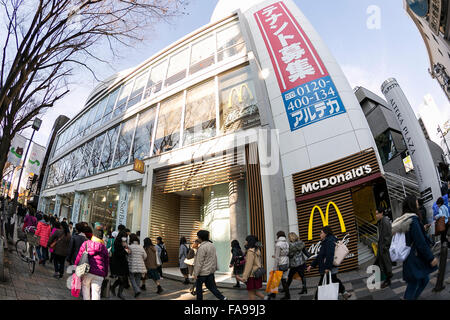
[1, 179, 448, 301]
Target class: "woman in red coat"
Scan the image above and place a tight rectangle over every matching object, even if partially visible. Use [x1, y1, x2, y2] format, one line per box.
[35, 215, 52, 265]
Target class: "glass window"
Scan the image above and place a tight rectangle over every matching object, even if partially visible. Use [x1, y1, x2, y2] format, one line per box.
[112, 117, 137, 169]
[183, 80, 216, 146]
[131, 106, 157, 161]
[217, 23, 246, 61]
[153, 93, 183, 155]
[144, 60, 167, 99]
[98, 126, 120, 173]
[88, 133, 106, 175]
[78, 139, 94, 179]
[91, 97, 107, 131]
[62, 154, 73, 184]
[70, 120, 80, 140]
[375, 130, 398, 165]
[127, 72, 148, 109]
[77, 112, 89, 138]
[90, 188, 118, 233]
[84, 106, 96, 135]
[219, 65, 260, 133]
[113, 80, 134, 117]
[69, 147, 82, 181]
[189, 34, 216, 75]
[165, 48, 189, 88]
[101, 88, 120, 124]
[54, 159, 65, 186]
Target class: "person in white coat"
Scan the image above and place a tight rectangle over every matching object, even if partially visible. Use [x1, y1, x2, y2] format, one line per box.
[267, 231, 290, 300]
[128, 233, 147, 298]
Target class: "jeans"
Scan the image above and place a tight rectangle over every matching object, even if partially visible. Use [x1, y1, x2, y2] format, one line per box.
[82, 273, 104, 300]
[129, 272, 142, 294]
[196, 274, 225, 301]
[404, 276, 429, 300]
[53, 254, 66, 276]
[36, 246, 49, 263]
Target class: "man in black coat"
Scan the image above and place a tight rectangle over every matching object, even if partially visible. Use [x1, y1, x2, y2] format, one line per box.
[375, 208, 393, 288]
[66, 223, 87, 265]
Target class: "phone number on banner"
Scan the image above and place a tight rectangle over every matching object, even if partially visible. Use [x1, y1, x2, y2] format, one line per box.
[282, 76, 346, 131]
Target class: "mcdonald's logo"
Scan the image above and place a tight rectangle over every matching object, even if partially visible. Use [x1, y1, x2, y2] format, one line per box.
[227, 83, 254, 109]
[308, 201, 346, 240]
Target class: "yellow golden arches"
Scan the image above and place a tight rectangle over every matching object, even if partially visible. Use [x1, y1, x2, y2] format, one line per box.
[227, 83, 254, 108]
[308, 201, 346, 240]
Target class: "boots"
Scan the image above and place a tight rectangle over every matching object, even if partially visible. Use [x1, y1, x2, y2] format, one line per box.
[117, 286, 125, 300]
[280, 279, 290, 300]
[299, 279, 308, 294]
[157, 285, 163, 294]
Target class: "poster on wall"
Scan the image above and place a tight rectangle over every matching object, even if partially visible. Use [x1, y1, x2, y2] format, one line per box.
[254, 1, 346, 131]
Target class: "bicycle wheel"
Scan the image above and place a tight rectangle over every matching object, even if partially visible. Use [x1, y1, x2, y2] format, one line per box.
[28, 246, 36, 274]
[15, 239, 28, 262]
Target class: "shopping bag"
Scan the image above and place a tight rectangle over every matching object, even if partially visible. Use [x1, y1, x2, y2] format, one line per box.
[333, 241, 349, 266]
[71, 273, 81, 298]
[317, 273, 339, 300]
[265, 270, 283, 294]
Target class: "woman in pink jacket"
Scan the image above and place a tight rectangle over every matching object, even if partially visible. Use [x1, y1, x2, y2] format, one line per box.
[74, 227, 109, 300]
[35, 215, 52, 265]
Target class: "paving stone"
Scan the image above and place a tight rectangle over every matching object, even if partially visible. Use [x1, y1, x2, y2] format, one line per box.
[350, 280, 367, 290]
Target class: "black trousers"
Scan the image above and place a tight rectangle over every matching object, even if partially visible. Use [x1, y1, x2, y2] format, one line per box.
[53, 254, 66, 276]
[195, 274, 225, 301]
[286, 265, 307, 288]
[157, 265, 163, 277]
[314, 273, 346, 300]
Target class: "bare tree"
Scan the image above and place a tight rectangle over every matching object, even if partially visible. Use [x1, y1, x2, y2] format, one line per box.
[0, 0, 188, 177]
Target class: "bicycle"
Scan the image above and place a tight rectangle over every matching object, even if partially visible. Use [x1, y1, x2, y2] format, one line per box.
[15, 227, 39, 274]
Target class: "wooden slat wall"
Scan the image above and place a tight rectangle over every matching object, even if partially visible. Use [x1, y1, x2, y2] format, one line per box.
[245, 144, 267, 275]
[154, 151, 245, 193]
[297, 190, 358, 277]
[292, 148, 380, 198]
[149, 190, 180, 268]
[179, 196, 203, 245]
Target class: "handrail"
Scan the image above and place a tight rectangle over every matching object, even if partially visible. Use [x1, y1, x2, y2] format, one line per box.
[354, 215, 378, 245]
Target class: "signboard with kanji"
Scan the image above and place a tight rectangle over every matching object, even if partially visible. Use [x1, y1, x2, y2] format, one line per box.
[254, 1, 346, 131]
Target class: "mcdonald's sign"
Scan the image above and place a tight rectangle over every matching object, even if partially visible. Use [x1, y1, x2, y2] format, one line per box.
[224, 82, 259, 129]
[308, 201, 346, 240]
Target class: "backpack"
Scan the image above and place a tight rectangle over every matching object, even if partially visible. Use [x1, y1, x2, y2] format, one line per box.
[389, 233, 411, 263]
[159, 244, 169, 263]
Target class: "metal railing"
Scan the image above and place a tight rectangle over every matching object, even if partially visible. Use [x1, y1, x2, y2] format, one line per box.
[355, 215, 379, 247]
[384, 171, 420, 202]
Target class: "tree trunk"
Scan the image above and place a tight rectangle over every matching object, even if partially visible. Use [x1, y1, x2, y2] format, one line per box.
[0, 134, 12, 179]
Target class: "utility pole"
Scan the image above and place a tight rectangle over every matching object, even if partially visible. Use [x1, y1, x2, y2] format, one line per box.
[438, 125, 450, 164]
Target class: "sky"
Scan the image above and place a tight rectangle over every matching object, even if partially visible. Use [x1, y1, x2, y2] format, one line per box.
[18, 0, 450, 148]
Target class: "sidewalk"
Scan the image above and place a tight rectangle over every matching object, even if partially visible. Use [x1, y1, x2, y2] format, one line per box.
[0, 243, 449, 300]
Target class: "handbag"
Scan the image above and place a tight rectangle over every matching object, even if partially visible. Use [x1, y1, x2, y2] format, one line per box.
[435, 216, 446, 235]
[265, 270, 283, 294]
[253, 267, 266, 279]
[317, 272, 339, 300]
[50, 233, 65, 249]
[333, 240, 349, 266]
[75, 242, 90, 278]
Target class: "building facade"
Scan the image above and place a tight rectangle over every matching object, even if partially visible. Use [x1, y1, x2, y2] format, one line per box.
[39, 0, 384, 274]
[404, 0, 450, 100]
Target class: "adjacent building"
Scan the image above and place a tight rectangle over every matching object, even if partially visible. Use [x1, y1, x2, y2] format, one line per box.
[39, 0, 385, 275]
[404, 0, 450, 100]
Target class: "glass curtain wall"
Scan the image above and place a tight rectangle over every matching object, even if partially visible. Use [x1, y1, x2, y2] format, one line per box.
[131, 106, 157, 162]
[112, 117, 137, 169]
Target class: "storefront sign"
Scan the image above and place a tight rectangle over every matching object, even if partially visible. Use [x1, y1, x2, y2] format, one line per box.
[429, 0, 442, 35]
[293, 149, 381, 201]
[308, 201, 346, 240]
[224, 83, 258, 128]
[116, 184, 130, 228]
[254, 1, 346, 131]
[381, 79, 441, 210]
[133, 159, 145, 174]
[301, 165, 372, 194]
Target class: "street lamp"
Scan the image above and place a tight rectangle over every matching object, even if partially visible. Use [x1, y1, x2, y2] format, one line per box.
[13, 118, 42, 210]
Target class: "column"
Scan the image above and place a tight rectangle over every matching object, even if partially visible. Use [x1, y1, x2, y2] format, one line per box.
[71, 192, 84, 224]
[116, 183, 131, 229]
[140, 167, 153, 240]
[229, 180, 248, 246]
[54, 194, 62, 217]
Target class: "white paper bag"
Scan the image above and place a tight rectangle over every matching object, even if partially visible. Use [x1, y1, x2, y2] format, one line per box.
[317, 272, 339, 300]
